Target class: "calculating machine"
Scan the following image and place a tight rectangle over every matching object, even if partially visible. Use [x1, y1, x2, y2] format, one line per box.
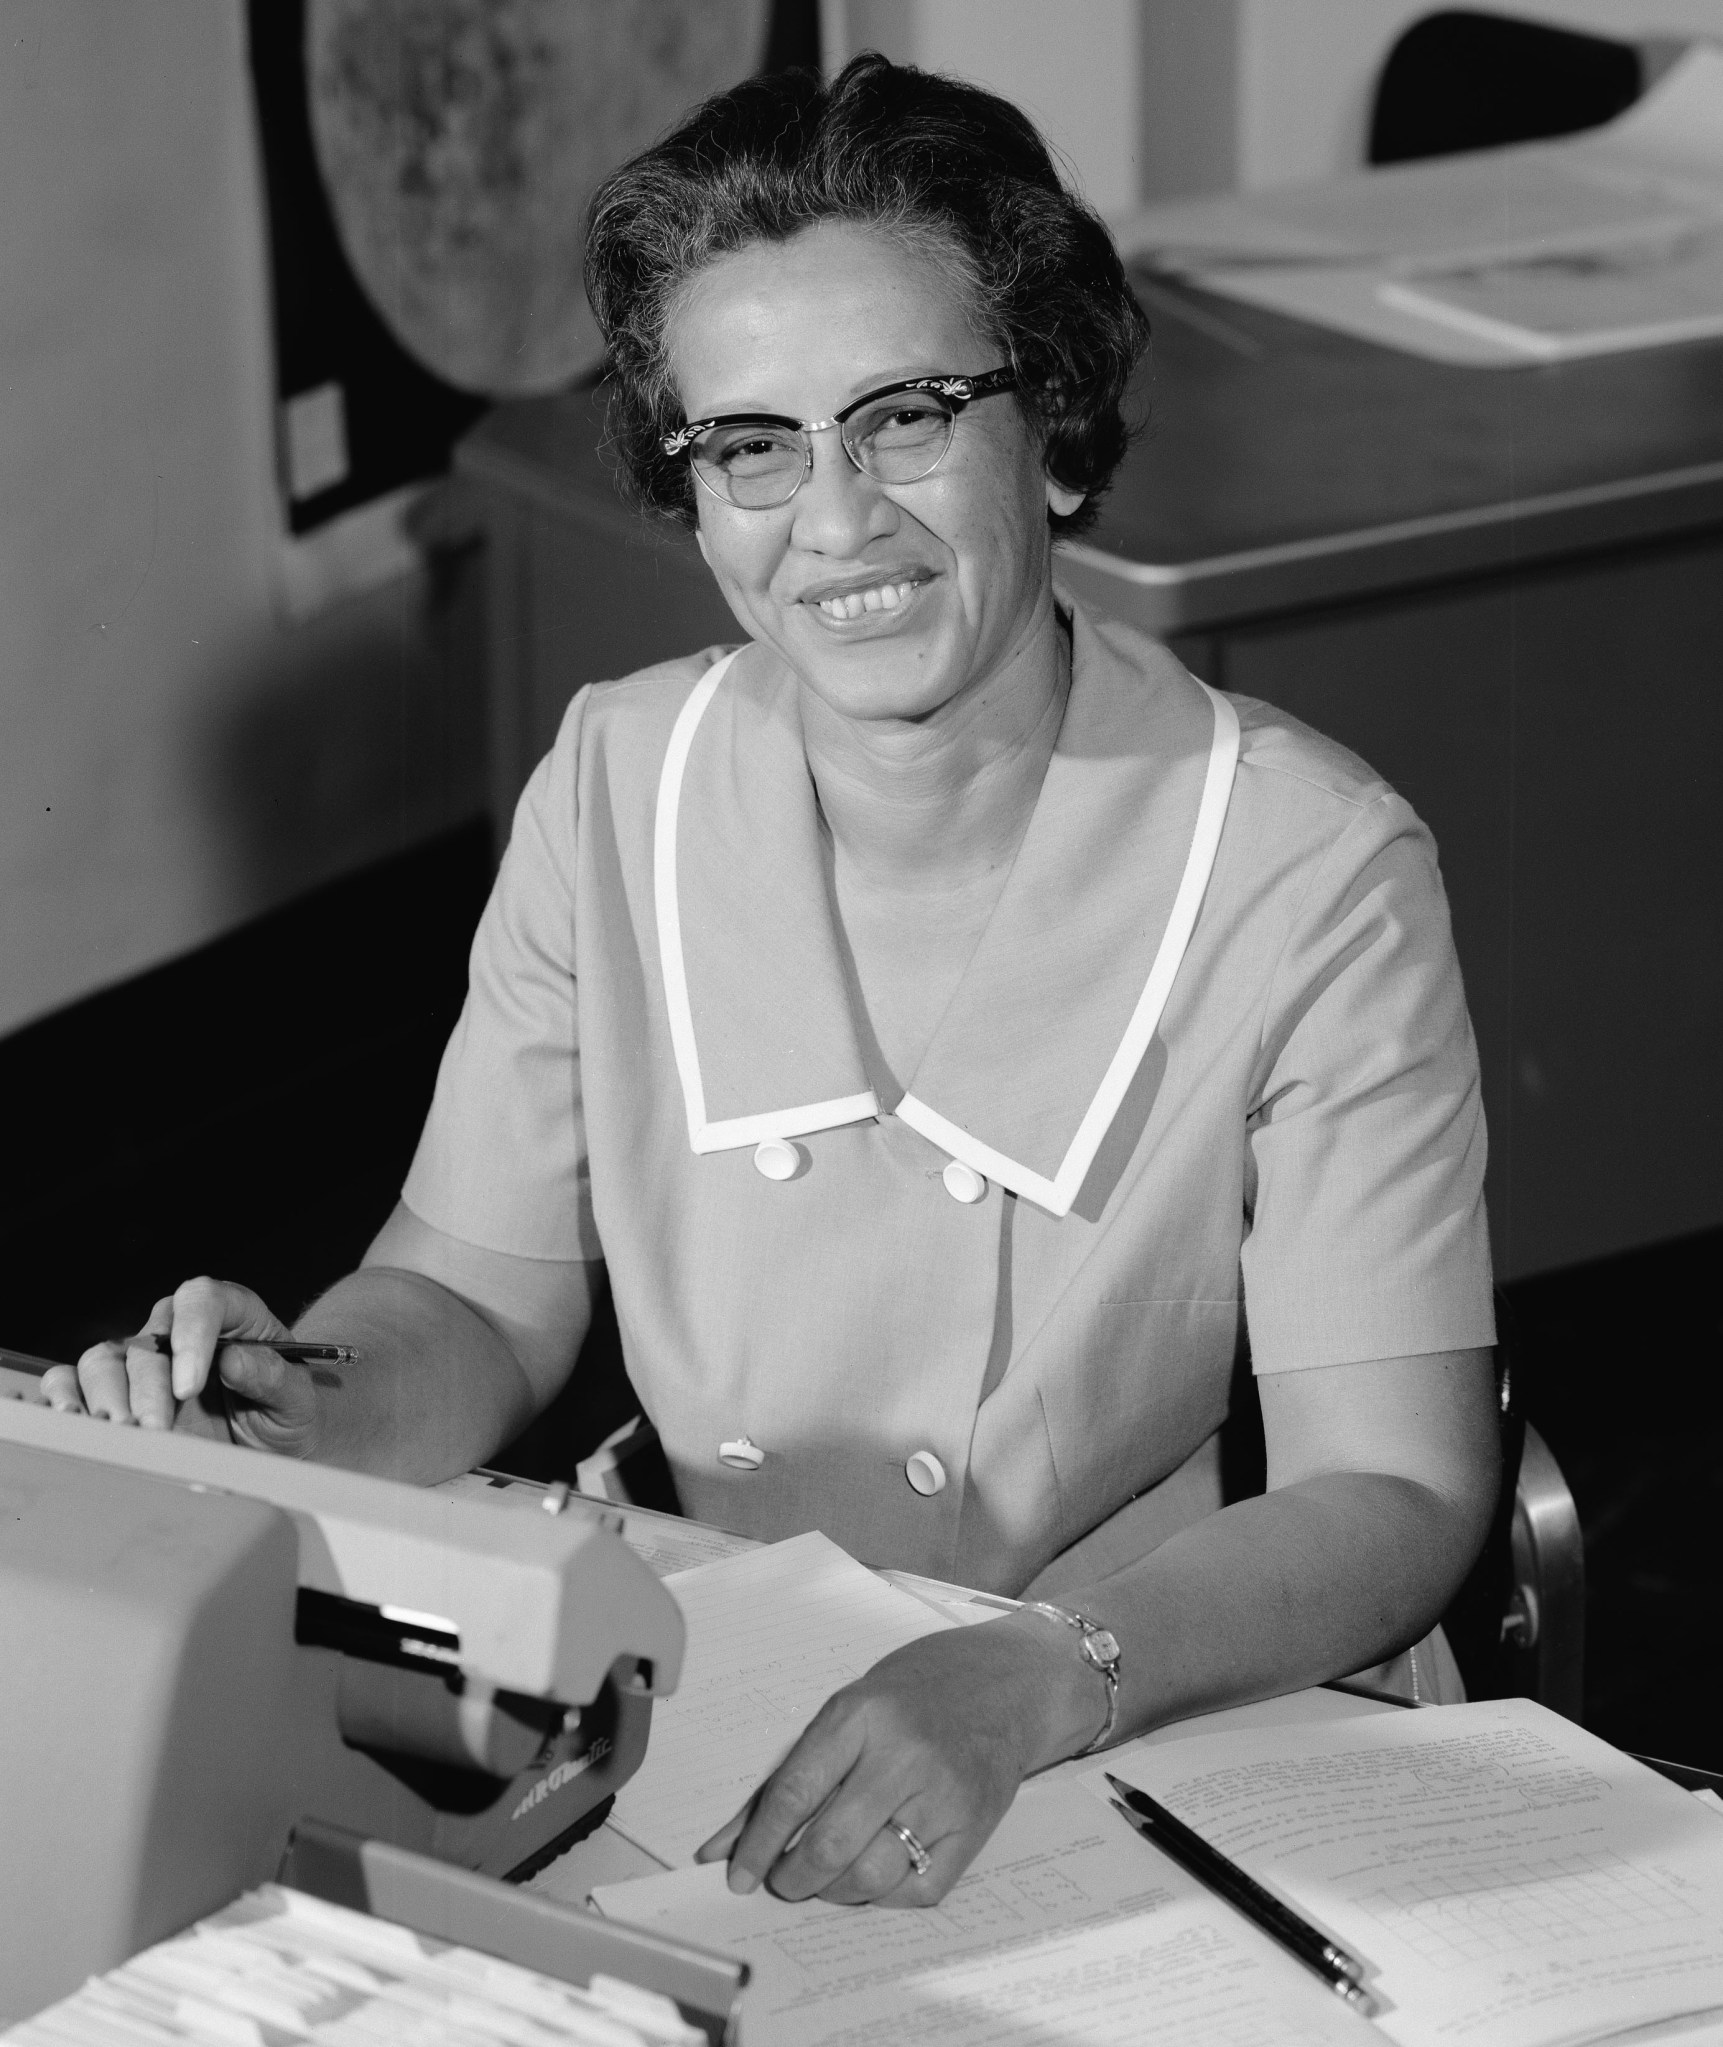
[0, 1375, 686, 2021]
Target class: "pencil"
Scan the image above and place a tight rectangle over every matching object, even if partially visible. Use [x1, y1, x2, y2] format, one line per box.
[1105, 1774, 1378, 2016]
[148, 1331, 358, 1367]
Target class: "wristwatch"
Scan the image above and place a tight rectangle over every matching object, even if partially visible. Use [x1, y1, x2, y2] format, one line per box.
[1023, 1602, 1122, 1755]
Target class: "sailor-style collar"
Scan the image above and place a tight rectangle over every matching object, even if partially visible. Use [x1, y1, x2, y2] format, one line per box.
[653, 603, 1239, 1218]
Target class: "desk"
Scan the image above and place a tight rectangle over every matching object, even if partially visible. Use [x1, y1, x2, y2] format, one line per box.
[522, 1682, 1401, 1912]
[455, 293, 1723, 1282]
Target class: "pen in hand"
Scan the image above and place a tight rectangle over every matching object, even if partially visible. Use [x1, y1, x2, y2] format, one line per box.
[149, 1332, 359, 1368]
[1105, 1773, 1379, 2017]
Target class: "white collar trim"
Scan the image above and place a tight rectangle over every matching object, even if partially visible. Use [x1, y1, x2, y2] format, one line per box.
[653, 650, 1239, 1210]
[654, 649, 879, 1154]
[897, 681, 1238, 1215]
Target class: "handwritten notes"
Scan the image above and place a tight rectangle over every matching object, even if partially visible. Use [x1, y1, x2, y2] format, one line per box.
[606, 1531, 955, 1867]
[594, 1781, 1361, 2046]
[1099, 1698, 1723, 2047]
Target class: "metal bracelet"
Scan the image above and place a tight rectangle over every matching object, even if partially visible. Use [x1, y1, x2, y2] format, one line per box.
[1023, 1601, 1122, 1756]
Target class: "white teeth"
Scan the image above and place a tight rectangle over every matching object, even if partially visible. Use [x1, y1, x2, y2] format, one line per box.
[816, 580, 918, 620]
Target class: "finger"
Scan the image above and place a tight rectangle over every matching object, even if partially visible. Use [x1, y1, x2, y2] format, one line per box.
[766, 1780, 919, 1903]
[124, 1333, 178, 1431]
[38, 1363, 90, 1415]
[723, 1722, 865, 1895]
[212, 1340, 297, 1412]
[74, 1340, 139, 1423]
[812, 1817, 932, 1906]
[123, 1299, 179, 1432]
[867, 1827, 977, 1909]
[166, 1276, 285, 1401]
[694, 1808, 748, 1865]
[697, 1790, 822, 1868]
[172, 1388, 236, 1442]
[771, 1760, 947, 1903]
[211, 1341, 321, 1457]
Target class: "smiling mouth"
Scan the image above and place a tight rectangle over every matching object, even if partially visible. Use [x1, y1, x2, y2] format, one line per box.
[810, 577, 926, 621]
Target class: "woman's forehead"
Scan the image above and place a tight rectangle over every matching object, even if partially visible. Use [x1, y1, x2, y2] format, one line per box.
[667, 221, 992, 416]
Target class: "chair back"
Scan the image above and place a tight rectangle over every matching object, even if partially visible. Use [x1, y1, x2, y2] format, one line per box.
[1369, 10, 1646, 165]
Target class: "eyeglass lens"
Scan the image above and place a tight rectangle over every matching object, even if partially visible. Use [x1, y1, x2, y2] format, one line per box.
[689, 391, 959, 508]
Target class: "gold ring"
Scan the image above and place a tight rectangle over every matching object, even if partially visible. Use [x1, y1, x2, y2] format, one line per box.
[883, 1819, 931, 1876]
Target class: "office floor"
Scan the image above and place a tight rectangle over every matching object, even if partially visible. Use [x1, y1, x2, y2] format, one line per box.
[4, 822, 1717, 1767]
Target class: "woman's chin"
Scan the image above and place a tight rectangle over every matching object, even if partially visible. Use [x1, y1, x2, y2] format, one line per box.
[793, 646, 966, 726]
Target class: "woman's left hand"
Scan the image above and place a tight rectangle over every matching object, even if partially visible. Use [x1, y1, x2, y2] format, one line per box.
[693, 1614, 1099, 1906]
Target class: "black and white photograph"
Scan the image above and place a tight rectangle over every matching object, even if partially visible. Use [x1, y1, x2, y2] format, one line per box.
[2, 4, 1720, 2041]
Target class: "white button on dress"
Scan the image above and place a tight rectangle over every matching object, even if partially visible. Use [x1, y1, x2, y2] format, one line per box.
[753, 1138, 799, 1181]
[905, 1450, 947, 1495]
[718, 1437, 765, 1470]
[942, 1159, 987, 1203]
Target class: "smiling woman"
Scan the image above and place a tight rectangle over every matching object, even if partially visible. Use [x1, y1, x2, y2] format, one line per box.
[47, 55, 1500, 1915]
[672, 224, 1075, 764]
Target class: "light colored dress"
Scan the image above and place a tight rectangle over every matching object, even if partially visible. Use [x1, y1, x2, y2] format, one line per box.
[405, 598, 1494, 1638]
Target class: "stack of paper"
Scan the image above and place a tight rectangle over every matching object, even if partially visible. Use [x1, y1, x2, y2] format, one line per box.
[595, 1698, 1723, 2047]
[1098, 1699, 1723, 2047]
[4, 1883, 702, 2047]
[594, 1779, 1371, 2046]
[607, 1530, 955, 1867]
[1118, 44, 1723, 364]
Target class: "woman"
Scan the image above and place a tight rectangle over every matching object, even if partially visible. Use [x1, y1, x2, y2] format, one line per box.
[47, 56, 1498, 1908]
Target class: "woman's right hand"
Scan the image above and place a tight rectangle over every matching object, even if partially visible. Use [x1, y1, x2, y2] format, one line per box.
[39, 1276, 322, 1456]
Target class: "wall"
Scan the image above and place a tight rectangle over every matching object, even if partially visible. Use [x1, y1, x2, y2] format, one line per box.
[0, 0, 482, 1040]
[822, 0, 1238, 213]
[825, 0, 1139, 213]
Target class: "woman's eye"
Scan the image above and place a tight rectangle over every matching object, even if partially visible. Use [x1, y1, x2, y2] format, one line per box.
[709, 431, 799, 473]
[862, 403, 949, 444]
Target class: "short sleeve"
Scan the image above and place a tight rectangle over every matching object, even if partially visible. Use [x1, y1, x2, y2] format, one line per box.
[1241, 790, 1494, 1371]
[401, 689, 603, 1263]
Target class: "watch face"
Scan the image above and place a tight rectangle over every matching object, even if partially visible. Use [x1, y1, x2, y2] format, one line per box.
[1082, 1629, 1122, 1670]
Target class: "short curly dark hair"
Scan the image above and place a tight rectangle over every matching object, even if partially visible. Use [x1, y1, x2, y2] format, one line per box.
[583, 53, 1149, 538]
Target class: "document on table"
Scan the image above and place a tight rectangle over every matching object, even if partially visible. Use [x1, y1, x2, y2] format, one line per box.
[1099, 1697, 1723, 2047]
[607, 1530, 957, 1867]
[607, 1508, 759, 1580]
[1114, 43, 1723, 365]
[593, 1780, 1363, 2046]
[1380, 226, 1723, 360]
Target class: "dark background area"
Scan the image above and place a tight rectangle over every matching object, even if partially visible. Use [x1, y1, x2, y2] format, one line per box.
[2, 819, 1718, 1769]
[247, 0, 489, 533]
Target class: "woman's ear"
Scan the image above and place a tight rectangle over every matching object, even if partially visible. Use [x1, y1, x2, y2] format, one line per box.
[1046, 475, 1086, 519]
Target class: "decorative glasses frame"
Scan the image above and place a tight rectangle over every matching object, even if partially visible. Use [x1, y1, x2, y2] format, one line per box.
[661, 367, 1017, 508]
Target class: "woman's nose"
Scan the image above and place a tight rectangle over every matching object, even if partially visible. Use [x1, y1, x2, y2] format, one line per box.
[788, 428, 894, 553]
